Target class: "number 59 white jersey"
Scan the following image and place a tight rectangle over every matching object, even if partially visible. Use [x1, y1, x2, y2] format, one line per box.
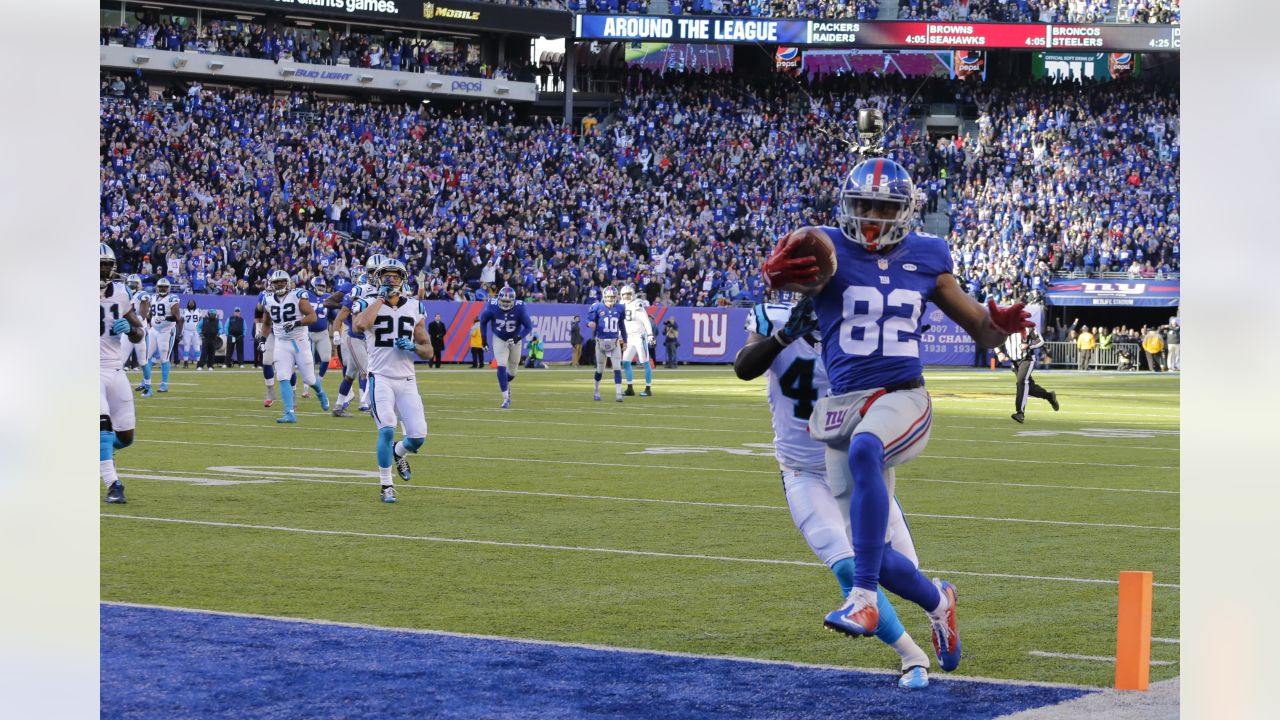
[746, 303, 830, 472]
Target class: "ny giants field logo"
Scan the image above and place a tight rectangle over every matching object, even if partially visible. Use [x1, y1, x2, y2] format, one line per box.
[824, 408, 848, 432]
[691, 311, 728, 356]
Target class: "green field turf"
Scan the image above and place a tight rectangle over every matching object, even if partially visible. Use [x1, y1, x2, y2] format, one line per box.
[101, 365, 1179, 688]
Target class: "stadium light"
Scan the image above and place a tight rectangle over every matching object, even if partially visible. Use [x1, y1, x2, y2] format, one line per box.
[427, 80, 443, 89]
[208, 60, 224, 71]
[132, 54, 151, 66]
[358, 74, 374, 83]
[172, 57, 188, 69]
[280, 68, 297, 78]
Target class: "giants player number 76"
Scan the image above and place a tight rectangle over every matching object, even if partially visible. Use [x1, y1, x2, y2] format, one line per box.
[762, 157, 1031, 670]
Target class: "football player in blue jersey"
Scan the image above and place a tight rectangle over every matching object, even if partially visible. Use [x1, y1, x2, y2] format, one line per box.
[586, 286, 628, 402]
[302, 276, 336, 398]
[329, 269, 376, 416]
[478, 286, 532, 409]
[763, 157, 1032, 671]
[734, 295, 932, 688]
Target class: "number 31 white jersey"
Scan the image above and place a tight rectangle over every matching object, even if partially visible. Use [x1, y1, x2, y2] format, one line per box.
[356, 296, 424, 379]
[746, 303, 829, 472]
[100, 282, 132, 368]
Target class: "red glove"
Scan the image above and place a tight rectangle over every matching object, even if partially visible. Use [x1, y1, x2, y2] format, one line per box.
[762, 235, 818, 290]
[987, 299, 1033, 336]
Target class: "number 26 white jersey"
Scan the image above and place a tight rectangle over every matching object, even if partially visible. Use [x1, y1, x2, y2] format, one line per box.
[746, 303, 829, 472]
[357, 296, 424, 379]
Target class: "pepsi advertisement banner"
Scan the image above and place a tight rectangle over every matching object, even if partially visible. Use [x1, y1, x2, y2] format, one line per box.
[1045, 279, 1179, 307]
[575, 15, 1179, 52]
[177, 296, 978, 365]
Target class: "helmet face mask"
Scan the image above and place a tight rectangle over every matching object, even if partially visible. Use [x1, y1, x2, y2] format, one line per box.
[156, 278, 171, 296]
[270, 270, 291, 297]
[126, 274, 142, 292]
[379, 259, 407, 296]
[836, 159, 919, 251]
[602, 287, 618, 307]
[497, 286, 516, 310]
[99, 243, 116, 290]
[311, 276, 327, 293]
[620, 285, 635, 303]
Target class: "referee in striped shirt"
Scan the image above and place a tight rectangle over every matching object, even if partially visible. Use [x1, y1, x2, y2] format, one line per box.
[997, 326, 1060, 424]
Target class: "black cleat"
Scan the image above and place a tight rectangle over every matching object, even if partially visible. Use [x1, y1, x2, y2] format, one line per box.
[394, 453, 412, 482]
[1048, 391, 1060, 412]
[639, 386, 652, 397]
[624, 385, 636, 396]
[105, 481, 127, 504]
[1011, 412, 1025, 424]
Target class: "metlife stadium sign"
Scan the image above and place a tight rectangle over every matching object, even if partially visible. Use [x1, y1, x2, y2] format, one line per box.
[575, 14, 1180, 52]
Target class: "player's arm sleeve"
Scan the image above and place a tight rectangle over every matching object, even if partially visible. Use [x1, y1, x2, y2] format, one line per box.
[640, 306, 654, 336]
[734, 331, 782, 381]
[479, 306, 494, 347]
[517, 306, 533, 339]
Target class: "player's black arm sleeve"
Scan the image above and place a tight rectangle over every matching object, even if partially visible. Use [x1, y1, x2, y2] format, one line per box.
[734, 332, 785, 381]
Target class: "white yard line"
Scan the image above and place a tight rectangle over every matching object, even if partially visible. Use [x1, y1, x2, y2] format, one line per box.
[100, 514, 1180, 588]
[1152, 637, 1180, 644]
[139, 437, 1180, 472]
[143, 414, 1178, 452]
[910, 477, 1177, 496]
[101, 600, 1102, 690]
[117, 468, 1178, 532]
[1028, 651, 1176, 666]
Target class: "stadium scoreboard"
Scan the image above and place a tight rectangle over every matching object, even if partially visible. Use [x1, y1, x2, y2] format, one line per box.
[575, 15, 1180, 53]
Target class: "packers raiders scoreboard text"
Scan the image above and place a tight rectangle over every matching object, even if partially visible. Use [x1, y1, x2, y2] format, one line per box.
[575, 15, 1181, 52]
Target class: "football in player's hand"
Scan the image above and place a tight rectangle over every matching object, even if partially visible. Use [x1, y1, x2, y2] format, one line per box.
[765, 227, 837, 294]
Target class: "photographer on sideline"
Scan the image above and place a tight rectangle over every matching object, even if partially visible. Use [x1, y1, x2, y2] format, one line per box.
[663, 319, 680, 369]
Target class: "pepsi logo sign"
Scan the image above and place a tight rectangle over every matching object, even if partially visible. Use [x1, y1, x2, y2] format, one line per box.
[450, 80, 483, 93]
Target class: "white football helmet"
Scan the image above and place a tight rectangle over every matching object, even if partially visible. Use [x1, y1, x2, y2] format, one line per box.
[379, 258, 407, 295]
[155, 278, 171, 296]
[602, 286, 619, 307]
[269, 269, 291, 297]
[99, 243, 116, 290]
[365, 254, 386, 276]
[126, 274, 142, 293]
[620, 285, 635, 303]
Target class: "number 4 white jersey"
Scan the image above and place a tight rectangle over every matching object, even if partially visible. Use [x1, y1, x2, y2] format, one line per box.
[746, 303, 829, 472]
[262, 289, 309, 341]
[101, 282, 132, 368]
[623, 298, 653, 338]
[358, 296, 424, 379]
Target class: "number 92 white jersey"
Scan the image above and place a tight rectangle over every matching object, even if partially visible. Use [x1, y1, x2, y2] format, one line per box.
[262, 289, 310, 341]
[746, 303, 829, 472]
[357, 296, 424, 379]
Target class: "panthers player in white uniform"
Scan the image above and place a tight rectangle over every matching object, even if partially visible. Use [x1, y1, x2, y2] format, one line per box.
[619, 285, 655, 397]
[734, 296, 931, 689]
[100, 244, 146, 504]
[352, 258, 433, 503]
[180, 299, 202, 368]
[260, 270, 329, 423]
[140, 278, 182, 396]
[122, 274, 150, 375]
[331, 258, 382, 415]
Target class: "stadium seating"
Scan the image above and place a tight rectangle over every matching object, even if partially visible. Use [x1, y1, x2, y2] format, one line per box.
[100, 67, 1177, 308]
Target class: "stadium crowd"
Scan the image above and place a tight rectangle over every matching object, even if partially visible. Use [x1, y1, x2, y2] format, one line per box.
[102, 16, 534, 81]
[572, 0, 881, 20]
[898, 0, 1111, 22]
[100, 65, 1177, 308]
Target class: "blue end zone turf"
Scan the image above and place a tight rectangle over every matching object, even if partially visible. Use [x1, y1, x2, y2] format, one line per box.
[101, 604, 1092, 719]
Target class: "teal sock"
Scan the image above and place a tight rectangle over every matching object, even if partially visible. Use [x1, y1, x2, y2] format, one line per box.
[100, 431, 115, 461]
[623, 361, 633, 383]
[376, 426, 395, 467]
[280, 379, 295, 413]
[873, 588, 906, 645]
[643, 363, 652, 386]
[141, 363, 152, 383]
[161, 362, 171, 383]
[832, 557, 857, 596]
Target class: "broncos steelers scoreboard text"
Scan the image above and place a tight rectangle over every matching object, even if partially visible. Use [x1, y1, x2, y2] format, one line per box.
[575, 15, 1180, 52]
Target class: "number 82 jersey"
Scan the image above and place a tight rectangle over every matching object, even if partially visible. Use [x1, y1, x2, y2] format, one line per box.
[746, 303, 829, 472]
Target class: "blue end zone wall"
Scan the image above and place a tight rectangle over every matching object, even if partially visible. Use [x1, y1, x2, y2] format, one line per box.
[102, 604, 1091, 719]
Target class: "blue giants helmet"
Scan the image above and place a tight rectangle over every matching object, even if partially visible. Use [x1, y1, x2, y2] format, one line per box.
[497, 286, 516, 310]
[836, 157, 920, 252]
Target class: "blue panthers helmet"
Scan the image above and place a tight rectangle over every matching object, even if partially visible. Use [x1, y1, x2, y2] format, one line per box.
[836, 157, 919, 251]
[497, 286, 516, 310]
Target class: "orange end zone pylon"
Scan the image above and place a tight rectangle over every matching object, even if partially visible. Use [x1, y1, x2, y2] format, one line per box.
[1115, 570, 1153, 691]
[328, 355, 342, 370]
